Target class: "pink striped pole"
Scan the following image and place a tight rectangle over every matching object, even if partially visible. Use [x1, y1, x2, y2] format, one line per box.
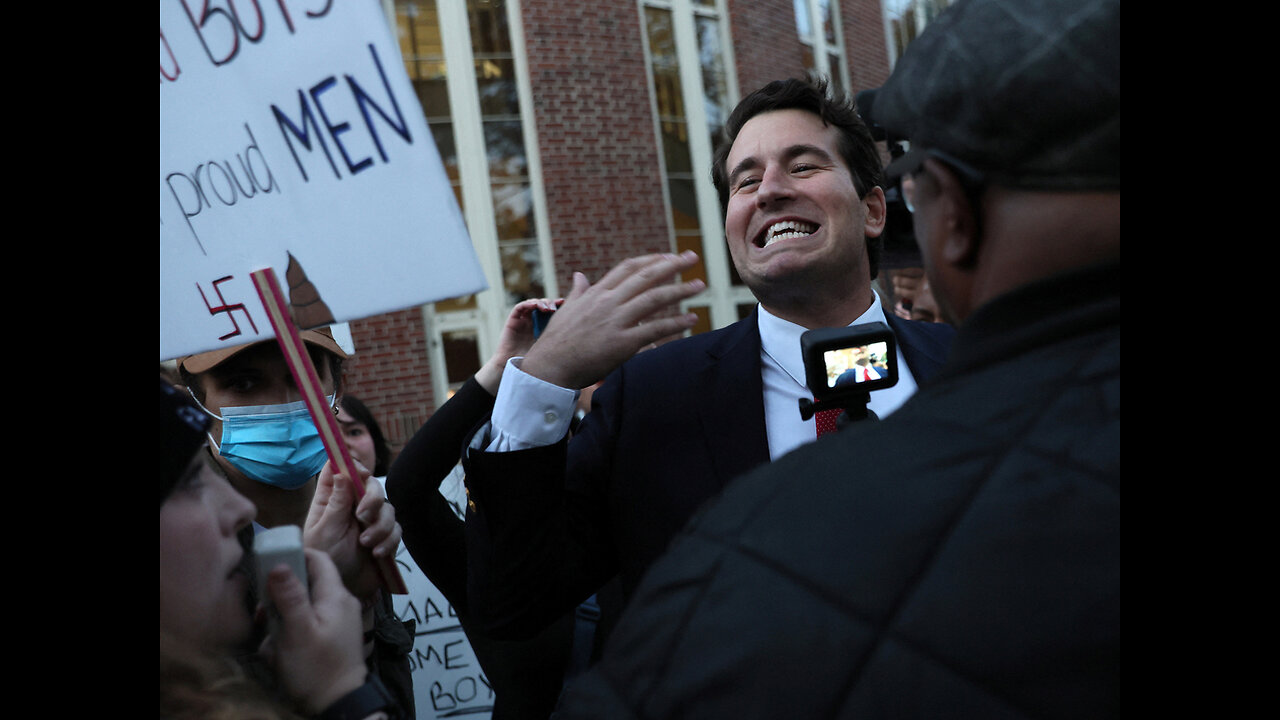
[251, 266, 407, 595]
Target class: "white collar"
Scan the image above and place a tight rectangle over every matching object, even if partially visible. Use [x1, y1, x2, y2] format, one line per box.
[757, 291, 889, 386]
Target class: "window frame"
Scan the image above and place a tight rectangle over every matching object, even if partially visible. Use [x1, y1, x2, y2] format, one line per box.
[384, 0, 555, 401]
[639, 0, 749, 331]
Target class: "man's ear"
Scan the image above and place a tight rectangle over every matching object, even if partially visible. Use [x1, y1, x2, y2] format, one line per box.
[862, 185, 887, 238]
[922, 158, 980, 268]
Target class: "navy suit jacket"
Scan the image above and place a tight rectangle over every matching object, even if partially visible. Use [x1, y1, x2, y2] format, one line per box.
[463, 309, 954, 640]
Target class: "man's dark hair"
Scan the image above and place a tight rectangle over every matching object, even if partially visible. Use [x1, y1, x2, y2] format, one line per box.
[712, 75, 886, 279]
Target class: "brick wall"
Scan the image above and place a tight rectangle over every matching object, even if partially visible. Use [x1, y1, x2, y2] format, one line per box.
[338, 0, 895, 467]
[843, 0, 893, 95]
[726, 0, 808, 99]
[520, 0, 670, 285]
[727, 1, 891, 101]
[342, 308, 433, 464]
[340, 0, 675, 468]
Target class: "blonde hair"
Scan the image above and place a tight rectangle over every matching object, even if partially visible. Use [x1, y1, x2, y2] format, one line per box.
[159, 632, 303, 720]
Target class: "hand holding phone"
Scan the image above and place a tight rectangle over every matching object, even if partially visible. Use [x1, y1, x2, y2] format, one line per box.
[532, 307, 555, 338]
[254, 524, 310, 635]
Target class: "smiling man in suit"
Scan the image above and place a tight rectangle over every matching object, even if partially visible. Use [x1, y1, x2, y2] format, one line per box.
[554, 0, 1120, 715]
[459, 75, 956, 659]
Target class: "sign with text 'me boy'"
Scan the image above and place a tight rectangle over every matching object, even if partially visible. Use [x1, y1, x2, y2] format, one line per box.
[160, 0, 486, 362]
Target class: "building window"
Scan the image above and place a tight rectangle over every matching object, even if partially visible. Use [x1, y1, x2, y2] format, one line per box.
[642, 0, 747, 332]
[396, 1, 474, 316]
[883, 0, 954, 65]
[389, 0, 551, 399]
[470, 1, 545, 308]
[793, 0, 849, 90]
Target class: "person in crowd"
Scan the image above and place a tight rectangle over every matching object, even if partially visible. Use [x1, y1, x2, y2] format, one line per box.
[882, 179, 946, 325]
[459, 74, 956, 656]
[338, 395, 392, 479]
[554, 0, 1120, 715]
[160, 378, 405, 720]
[836, 347, 882, 384]
[887, 266, 946, 323]
[905, 275, 944, 323]
[340, 393, 488, 718]
[387, 298, 579, 720]
[177, 328, 416, 716]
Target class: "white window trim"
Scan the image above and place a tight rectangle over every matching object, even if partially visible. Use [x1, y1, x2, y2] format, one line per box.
[508, 0, 557, 308]
[881, 0, 904, 67]
[797, 0, 851, 89]
[640, 0, 750, 331]
[384, 0, 554, 402]
[882, 0, 949, 69]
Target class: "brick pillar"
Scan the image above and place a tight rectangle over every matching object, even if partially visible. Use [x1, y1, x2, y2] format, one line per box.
[520, 0, 670, 285]
[725, 0, 808, 99]
[342, 308, 433, 466]
[843, 0, 893, 94]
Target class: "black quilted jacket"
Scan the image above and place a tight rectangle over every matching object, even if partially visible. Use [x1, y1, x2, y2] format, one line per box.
[555, 262, 1121, 719]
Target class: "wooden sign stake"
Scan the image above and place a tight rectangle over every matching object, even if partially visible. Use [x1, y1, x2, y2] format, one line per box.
[251, 266, 407, 595]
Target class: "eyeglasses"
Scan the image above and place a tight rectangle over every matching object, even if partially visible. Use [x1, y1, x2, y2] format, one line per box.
[896, 148, 986, 216]
[902, 177, 918, 214]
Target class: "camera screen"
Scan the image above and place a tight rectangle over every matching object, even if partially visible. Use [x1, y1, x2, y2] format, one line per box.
[822, 341, 892, 388]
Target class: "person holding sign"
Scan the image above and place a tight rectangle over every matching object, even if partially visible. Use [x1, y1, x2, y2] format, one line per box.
[177, 328, 415, 717]
[160, 378, 404, 720]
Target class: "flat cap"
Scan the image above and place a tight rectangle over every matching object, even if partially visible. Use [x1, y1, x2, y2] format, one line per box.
[874, 0, 1120, 191]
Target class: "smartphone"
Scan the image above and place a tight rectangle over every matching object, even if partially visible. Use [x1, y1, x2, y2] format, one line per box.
[532, 308, 555, 339]
[253, 524, 309, 633]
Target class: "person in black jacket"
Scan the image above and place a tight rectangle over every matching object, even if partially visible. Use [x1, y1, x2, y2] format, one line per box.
[387, 298, 576, 720]
[554, 0, 1120, 717]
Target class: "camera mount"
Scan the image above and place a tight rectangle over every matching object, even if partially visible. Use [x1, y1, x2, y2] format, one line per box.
[798, 322, 897, 428]
[798, 392, 875, 424]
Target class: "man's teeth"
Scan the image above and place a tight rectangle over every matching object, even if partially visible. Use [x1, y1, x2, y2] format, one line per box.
[763, 221, 817, 247]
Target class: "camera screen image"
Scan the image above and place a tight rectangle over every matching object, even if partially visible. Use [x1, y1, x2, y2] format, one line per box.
[823, 341, 892, 388]
[801, 322, 897, 400]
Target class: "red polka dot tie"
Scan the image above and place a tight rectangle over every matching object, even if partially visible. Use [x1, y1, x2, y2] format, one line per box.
[815, 406, 841, 437]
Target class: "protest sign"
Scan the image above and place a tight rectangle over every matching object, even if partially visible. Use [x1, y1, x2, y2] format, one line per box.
[383, 473, 497, 719]
[160, 0, 486, 361]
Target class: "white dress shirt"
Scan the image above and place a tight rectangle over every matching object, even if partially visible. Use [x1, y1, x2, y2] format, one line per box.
[477, 290, 918, 458]
[758, 291, 917, 460]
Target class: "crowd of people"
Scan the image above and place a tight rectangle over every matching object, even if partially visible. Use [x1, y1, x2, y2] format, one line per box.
[160, 0, 1118, 716]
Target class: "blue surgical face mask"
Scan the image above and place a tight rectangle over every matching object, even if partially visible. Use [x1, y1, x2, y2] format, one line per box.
[192, 392, 333, 490]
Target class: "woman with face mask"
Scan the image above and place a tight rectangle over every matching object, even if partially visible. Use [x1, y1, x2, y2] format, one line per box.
[176, 328, 416, 717]
[160, 378, 403, 719]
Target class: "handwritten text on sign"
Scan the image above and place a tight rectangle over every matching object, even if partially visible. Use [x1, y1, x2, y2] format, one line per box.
[394, 543, 495, 719]
[160, 0, 486, 362]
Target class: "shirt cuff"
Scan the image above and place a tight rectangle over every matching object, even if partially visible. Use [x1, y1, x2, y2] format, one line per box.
[479, 358, 578, 453]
